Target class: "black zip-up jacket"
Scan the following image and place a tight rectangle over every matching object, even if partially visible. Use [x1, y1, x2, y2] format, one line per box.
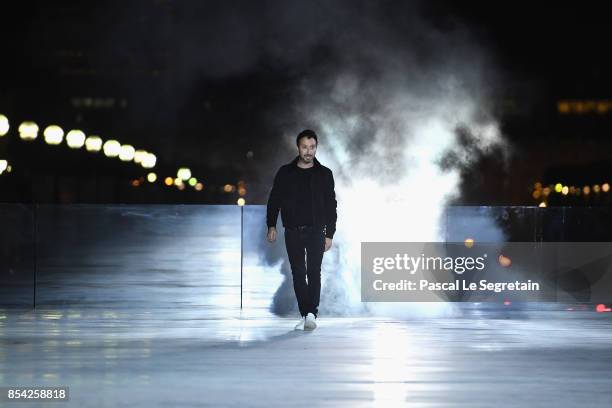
[267, 156, 337, 239]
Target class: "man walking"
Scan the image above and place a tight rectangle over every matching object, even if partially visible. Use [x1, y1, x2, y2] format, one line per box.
[266, 129, 337, 331]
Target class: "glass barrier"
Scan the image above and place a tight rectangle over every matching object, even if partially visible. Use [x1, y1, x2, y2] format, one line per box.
[0, 204, 35, 307]
[1, 204, 612, 309]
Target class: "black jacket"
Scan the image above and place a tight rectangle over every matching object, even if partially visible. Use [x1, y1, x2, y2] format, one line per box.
[267, 156, 337, 239]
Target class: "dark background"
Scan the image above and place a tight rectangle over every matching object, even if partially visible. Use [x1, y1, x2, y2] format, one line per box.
[0, 0, 610, 205]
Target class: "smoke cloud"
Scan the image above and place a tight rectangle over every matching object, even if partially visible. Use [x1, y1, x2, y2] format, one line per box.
[259, 1, 509, 317]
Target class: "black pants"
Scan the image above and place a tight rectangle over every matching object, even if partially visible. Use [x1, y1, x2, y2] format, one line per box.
[284, 225, 325, 318]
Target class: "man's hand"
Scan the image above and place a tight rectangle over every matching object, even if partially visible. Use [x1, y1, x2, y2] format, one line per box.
[325, 237, 333, 252]
[267, 227, 277, 243]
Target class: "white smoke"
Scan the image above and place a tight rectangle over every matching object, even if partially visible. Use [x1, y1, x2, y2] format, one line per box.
[284, 48, 508, 318]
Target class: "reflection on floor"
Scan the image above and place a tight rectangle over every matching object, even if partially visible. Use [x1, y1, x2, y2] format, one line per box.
[1, 308, 612, 407]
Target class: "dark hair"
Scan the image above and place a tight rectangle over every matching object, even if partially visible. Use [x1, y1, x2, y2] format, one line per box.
[296, 129, 318, 146]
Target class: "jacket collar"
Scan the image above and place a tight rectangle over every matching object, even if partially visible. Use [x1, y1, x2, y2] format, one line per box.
[290, 155, 321, 170]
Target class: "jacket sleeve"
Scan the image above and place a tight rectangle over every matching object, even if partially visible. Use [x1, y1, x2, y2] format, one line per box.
[266, 168, 282, 229]
[325, 170, 337, 239]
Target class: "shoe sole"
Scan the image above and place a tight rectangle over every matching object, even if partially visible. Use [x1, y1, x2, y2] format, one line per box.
[304, 321, 317, 330]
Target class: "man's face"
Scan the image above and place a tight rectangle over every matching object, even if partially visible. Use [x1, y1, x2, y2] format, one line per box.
[298, 137, 317, 164]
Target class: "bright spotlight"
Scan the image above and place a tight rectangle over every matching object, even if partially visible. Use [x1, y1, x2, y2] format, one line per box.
[103, 140, 121, 157]
[18, 121, 39, 141]
[119, 144, 135, 161]
[141, 153, 156, 169]
[0, 114, 9, 136]
[66, 130, 86, 149]
[147, 172, 157, 183]
[43, 125, 64, 145]
[237, 198, 246, 206]
[85, 136, 103, 152]
[177, 167, 192, 181]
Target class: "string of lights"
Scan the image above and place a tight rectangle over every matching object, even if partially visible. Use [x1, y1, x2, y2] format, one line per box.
[0, 113, 247, 205]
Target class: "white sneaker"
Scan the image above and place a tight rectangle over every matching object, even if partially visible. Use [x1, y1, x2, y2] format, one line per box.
[304, 313, 317, 330]
[294, 317, 305, 330]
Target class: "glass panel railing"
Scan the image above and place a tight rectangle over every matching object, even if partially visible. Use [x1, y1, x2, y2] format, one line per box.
[0, 204, 35, 307]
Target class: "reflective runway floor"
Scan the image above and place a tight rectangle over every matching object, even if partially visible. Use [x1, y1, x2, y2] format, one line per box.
[1, 308, 612, 407]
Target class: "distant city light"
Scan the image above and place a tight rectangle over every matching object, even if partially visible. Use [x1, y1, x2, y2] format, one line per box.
[43, 125, 64, 145]
[119, 144, 136, 161]
[593, 184, 601, 193]
[0, 114, 9, 136]
[542, 187, 551, 196]
[18, 121, 39, 141]
[85, 136, 103, 152]
[223, 184, 235, 193]
[147, 172, 157, 183]
[195, 182, 204, 191]
[534, 182, 542, 190]
[532, 190, 541, 199]
[539, 202, 547, 208]
[464, 238, 474, 248]
[188, 177, 197, 186]
[173, 178, 183, 187]
[177, 183, 185, 191]
[238, 187, 247, 196]
[131, 179, 140, 187]
[583, 186, 591, 195]
[66, 130, 86, 149]
[561, 186, 569, 195]
[103, 140, 121, 157]
[177, 167, 192, 181]
[0, 160, 7, 174]
[237, 198, 246, 206]
[164, 177, 173, 186]
[141, 153, 156, 169]
[134, 150, 147, 164]
[554, 183, 562, 193]
[603, 183, 610, 193]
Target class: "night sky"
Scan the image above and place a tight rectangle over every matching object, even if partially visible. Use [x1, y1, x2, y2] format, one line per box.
[1, 1, 610, 205]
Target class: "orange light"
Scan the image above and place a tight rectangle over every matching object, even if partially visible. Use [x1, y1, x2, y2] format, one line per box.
[164, 177, 173, 186]
[131, 180, 140, 187]
[557, 101, 570, 114]
[498, 254, 512, 267]
[603, 183, 610, 193]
